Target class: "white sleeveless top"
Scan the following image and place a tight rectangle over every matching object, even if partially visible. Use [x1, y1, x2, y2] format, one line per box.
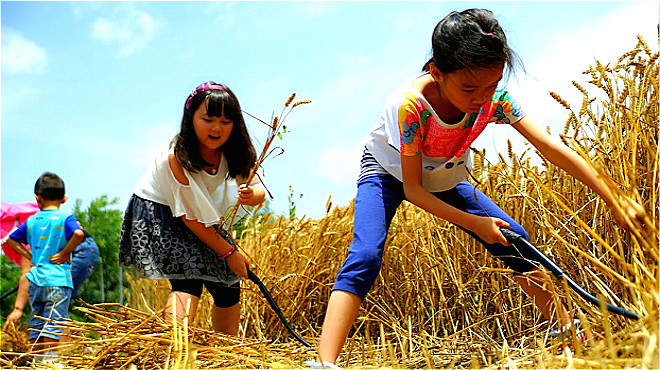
[134, 147, 261, 227]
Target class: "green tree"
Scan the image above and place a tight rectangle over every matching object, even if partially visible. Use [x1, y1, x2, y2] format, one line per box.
[71, 195, 125, 308]
[0, 255, 24, 326]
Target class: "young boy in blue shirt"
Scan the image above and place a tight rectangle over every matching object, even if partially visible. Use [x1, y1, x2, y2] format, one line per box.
[6, 172, 84, 362]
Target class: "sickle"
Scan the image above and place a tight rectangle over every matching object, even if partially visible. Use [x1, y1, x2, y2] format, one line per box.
[247, 268, 313, 347]
[215, 225, 313, 347]
[499, 227, 640, 320]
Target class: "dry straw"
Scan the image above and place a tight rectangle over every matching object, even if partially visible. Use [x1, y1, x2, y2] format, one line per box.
[1, 39, 657, 369]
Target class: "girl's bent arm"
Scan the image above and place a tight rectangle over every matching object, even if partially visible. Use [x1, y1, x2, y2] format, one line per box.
[512, 116, 640, 229]
[401, 154, 510, 245]
[182, 218, 248, 279]
[181, 218, 236, 256]
[51, 229, 85, 264]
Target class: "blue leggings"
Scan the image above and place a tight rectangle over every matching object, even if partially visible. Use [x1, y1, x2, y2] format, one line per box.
[333, 174, 537, 299]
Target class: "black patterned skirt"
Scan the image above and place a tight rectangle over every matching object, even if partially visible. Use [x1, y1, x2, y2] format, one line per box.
[119, 195, 239, 285]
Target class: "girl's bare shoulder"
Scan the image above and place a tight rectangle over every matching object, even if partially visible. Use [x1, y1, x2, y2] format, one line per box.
[168, 154, 190, 185]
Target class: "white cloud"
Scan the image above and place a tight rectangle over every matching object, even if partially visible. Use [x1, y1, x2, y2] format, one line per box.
[71, 2, 103, 19]
[286, 51, 416, 188]
[205, 2, 236, 27]
[315, 145, 363, 186]
[337, 53, 376, 71]
[1, 28, 48, 74]
[129, 120, 179, 163]
[0, 85, 41, 116]
[520, 2, 657, 102]
[394, 17, 414, 32]
[294, 1, 337, 18]
[91, 6, 158, 57]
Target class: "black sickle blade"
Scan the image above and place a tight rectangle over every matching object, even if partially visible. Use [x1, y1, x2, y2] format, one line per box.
[248, 269, 314, 347]
[500, 227, 640, 320]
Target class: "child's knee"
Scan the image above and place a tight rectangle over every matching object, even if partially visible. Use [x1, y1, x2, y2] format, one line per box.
[334, 248, 383, 297]
[348, 246, 383, 278]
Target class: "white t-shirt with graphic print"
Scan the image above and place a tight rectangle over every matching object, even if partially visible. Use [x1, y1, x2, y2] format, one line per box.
[364, 73, 525, 192]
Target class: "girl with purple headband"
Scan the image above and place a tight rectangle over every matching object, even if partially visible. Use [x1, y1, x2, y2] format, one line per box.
[308, 9, 643, 368]
[119, 81, 265, 334]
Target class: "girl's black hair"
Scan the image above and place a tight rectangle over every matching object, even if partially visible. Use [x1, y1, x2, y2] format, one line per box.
[422, 8, 521, 78]
[171, 82, 257, 179]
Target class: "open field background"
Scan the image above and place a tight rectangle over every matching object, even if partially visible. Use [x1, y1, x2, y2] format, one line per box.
[1, 37, 658, 369]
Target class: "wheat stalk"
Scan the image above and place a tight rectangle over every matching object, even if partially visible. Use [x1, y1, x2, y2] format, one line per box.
[220, 94, 311, 230]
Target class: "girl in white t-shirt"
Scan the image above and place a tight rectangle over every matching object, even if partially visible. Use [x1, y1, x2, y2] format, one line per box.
[119, 82, 265, 334]
[310, 9, 643, 368]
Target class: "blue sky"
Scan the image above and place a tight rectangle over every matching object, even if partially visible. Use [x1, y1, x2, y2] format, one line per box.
[1, 1, 658, 220]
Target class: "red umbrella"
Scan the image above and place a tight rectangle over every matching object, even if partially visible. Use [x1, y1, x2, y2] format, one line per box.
[1, 201, 39, 265]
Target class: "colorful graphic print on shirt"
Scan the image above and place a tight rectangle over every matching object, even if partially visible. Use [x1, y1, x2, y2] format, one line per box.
[398, 90, 523, 159]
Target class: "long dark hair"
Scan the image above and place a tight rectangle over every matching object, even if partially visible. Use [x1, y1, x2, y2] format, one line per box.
[171, 82, 257, 179]
[422, 8, 521, 78]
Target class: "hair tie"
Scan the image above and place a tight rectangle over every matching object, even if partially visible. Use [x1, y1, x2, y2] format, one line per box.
[185, 82, 226, 109]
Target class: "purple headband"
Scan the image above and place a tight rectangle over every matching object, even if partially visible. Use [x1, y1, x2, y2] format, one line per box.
[185, 82, 226, 109]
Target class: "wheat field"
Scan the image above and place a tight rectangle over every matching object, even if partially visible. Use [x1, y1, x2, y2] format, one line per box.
[1, 37, 658, 369]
